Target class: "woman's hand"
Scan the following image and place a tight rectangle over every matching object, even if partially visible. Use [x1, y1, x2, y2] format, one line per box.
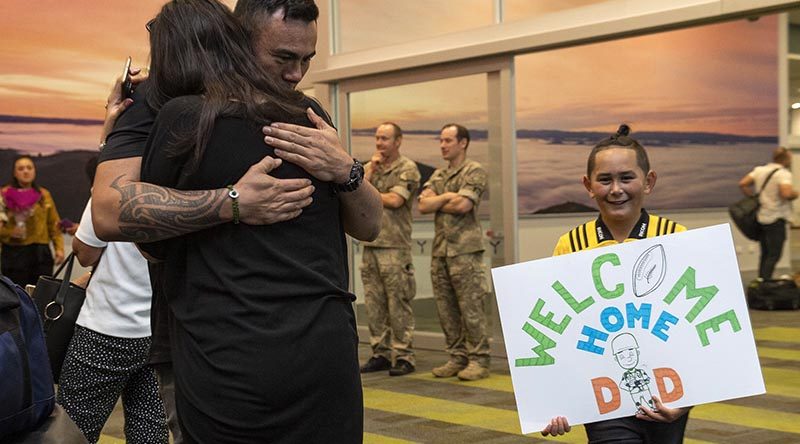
[54, 251, 65, 266]
[100, 63, 147, 142]
[11, 224, 26, 239]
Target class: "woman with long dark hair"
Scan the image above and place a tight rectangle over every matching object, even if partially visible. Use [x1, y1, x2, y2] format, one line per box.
[139, 1, 362, 441]
[1, 155, 64, 286]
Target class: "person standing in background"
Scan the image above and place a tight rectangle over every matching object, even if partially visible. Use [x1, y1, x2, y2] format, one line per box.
[739, 146, 799, 279]
[58, 195, 168, 444]
[1, 155, 64, 286]
[418, 123, 492, 381]
[359, 122, 421, 377]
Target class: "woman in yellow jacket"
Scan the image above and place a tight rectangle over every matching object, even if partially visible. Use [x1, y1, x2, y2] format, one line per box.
[1, 155, 64, 286]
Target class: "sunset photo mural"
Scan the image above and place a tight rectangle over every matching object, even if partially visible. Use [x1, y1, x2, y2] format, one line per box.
[1, 1, 778, 219]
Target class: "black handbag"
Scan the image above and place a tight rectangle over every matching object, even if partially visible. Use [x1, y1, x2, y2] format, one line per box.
[31, 253, 86, 382]
[729, 168, 780, 241]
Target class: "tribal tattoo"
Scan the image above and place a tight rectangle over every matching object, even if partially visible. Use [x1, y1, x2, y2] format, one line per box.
[111, 175, 227, 242]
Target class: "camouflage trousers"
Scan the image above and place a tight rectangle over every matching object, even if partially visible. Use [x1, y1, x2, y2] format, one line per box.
[431, 252, 491, 367]
[361, 247, 416, 365]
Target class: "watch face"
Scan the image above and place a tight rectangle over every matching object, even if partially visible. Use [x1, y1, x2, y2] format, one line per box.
[338, 159, 364, 192]
[352, 159, 365, 180]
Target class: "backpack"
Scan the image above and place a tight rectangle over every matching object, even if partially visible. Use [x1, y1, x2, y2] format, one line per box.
[0, 275, 56, 439]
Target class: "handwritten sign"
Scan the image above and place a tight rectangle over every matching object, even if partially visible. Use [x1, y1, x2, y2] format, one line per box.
[492, 224, 765, 434]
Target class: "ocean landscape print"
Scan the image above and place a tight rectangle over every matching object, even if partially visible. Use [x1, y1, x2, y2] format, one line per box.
[0, 1, 173, 219]
[1, 2, 777, 218]
[349, 15, 778, 215]
[0, 1, 232, 219]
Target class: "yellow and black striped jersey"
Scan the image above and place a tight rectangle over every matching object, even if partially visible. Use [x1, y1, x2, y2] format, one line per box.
[553, 210, 686, 256]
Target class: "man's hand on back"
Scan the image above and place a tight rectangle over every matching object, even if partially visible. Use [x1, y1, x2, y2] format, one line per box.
[263, 108, 352, 184]
[234, 156, 315, 224]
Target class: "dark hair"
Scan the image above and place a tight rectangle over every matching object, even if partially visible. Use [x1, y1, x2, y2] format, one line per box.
[773, 146, 790, 163]
[442, 123, 470, 149]
[8, 155, 41, 192]
[586, 124, 650, 177]
[380, 122, 402, 139]
[233, 0, 319, 41]
[147, 0, 306, 170]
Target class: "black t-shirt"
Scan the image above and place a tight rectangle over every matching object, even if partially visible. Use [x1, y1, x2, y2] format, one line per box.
[141, 95, 351, 304]
[140, 94, 353, 375]
[100, 84, 338, 365]
[99, 82, 156, 162]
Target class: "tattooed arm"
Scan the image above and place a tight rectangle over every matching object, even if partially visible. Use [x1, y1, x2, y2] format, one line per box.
[92, 156, 225, 242]
[92, 156, 314, 242]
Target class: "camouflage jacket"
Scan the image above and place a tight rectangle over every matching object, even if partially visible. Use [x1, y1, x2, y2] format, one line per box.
[423, 159, 487, 257]
[364, 155, 420, 249]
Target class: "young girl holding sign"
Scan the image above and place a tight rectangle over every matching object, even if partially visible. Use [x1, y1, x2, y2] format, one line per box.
[543, 124, 691, 443]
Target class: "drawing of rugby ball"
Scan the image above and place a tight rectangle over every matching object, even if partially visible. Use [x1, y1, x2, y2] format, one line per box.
[632, 244, 666, 297]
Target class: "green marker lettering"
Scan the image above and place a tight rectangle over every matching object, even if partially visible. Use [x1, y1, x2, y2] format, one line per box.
[516, 322, 557, 367]
[529, 298, 572, 334]
[552, 280, 595, 314]
[592, 253, 624, 299]
[695, 309, 741, 346]
[663, 267, 718, 322]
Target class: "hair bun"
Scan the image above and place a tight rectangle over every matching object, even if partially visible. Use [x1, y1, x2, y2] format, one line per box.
[616, 124, 631, 137]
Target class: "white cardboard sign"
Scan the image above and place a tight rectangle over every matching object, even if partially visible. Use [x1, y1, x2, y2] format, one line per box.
[491, 224, 765, 434]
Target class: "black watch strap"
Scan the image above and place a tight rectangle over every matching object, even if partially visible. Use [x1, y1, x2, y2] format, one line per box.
[335, 159, 364, 193]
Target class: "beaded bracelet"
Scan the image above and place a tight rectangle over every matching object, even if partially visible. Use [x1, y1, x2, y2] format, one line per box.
[227, 185, 240, 224]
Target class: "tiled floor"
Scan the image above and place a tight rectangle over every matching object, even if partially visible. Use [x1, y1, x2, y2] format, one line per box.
[94, 307, 800, 444]
[96, 226, 800, 443]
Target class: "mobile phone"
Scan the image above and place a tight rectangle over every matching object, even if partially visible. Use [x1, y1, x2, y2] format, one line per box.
[121, 56, 134, 99]
[58, 218, 75, 233]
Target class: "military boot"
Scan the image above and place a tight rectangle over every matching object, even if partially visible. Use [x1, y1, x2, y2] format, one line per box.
[457, 361, 490, 381]
[360, 356, 391, 373]
[431, 359, 467, 378]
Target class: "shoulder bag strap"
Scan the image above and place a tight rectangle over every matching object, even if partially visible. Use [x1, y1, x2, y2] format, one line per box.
[756, 168, 781, 198]
[53, 253, 77, 306]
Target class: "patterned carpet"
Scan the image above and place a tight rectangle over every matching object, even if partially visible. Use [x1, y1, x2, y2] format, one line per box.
[95, 308, 800, 443]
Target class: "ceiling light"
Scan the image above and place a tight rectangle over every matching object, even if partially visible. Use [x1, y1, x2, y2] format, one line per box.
[793, 102, 800, 110]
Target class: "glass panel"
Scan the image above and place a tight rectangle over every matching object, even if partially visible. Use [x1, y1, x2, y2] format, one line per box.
[790, 12, 800, 136]
[347, 75, 491, 332]
[335, 0, 493, 53]
[789, 13, 800, 53]
[515, 16, 778, 215]
[791, 58, 800, 136]
[503, 0, 609, 23]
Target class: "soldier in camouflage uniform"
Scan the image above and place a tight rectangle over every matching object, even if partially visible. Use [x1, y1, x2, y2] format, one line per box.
[418, 123, 491, 381]
[359, 123, 422, 376]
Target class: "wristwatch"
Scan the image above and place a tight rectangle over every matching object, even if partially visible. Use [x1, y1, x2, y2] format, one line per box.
[335, 159, 364, 193]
